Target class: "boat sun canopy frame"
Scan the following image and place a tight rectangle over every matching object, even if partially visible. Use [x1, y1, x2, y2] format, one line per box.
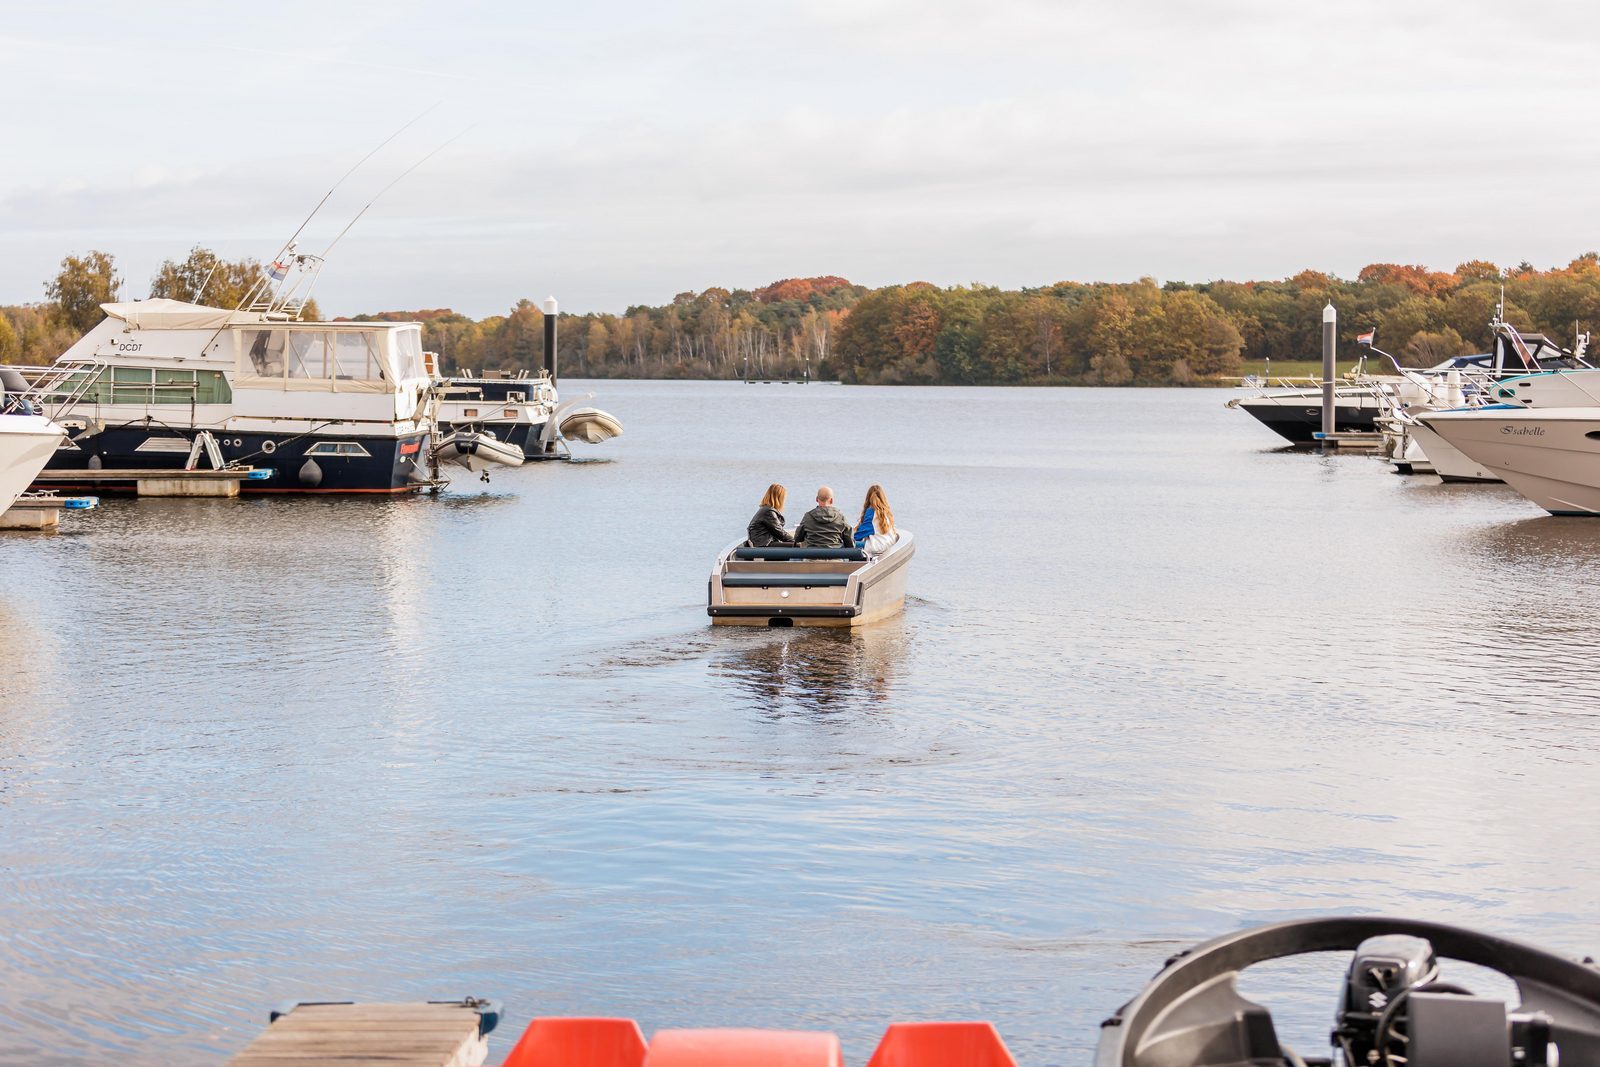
[232, 324, 428, 393]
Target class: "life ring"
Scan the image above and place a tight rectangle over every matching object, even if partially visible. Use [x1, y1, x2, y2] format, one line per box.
[262, 439, 277, 454]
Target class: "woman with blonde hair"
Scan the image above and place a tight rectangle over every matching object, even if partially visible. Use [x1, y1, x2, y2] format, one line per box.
[853, 484, 898, 555]
[746, 483, 798, 548]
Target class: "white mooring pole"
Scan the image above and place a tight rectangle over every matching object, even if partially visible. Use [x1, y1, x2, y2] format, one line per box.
[1321, 302, 1337, 448]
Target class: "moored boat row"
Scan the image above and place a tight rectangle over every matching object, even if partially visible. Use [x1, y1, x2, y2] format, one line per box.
[1230, 307, 1600, 517]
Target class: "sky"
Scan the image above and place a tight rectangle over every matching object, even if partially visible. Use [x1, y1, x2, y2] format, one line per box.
[4, 0, 1600, 319]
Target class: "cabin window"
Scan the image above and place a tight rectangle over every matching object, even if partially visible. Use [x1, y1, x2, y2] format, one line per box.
[287, 332, 329, 379]
[332, 332, 383, 380]
[110, 366, 152, 404]
[242, 329, 286, 376]
[196, 371, 232, 404]
[304, 441, 372, 457]
[154, 369, 196, 405]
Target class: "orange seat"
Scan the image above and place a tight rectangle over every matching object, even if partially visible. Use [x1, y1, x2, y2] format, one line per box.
[644, 1028, 843, 1067]
[865, 1022, 1017, 1067]
[501, 1017, 649, 1067]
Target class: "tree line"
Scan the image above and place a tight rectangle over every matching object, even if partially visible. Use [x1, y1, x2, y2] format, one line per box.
[9, 248, 1600, 385]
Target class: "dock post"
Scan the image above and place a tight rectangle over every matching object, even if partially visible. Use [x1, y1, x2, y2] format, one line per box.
[543, 295, 559, 387]
[1321, 302, 1337, 449]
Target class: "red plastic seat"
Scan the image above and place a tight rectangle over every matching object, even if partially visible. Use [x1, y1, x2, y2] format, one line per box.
[865, 1022, 1017, 1067]
[501, 1017, 649, 1067]
[644, 1028, 844, 1067]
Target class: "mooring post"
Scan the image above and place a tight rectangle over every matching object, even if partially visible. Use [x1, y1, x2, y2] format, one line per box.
[1321, 302, 1337, 448]
[542, 295, 559, 387]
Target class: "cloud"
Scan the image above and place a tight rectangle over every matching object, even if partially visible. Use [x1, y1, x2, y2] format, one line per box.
[5, 1, 1600, 317]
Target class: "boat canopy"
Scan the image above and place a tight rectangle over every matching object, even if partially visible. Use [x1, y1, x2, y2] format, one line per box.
[99, 298, 252, 331]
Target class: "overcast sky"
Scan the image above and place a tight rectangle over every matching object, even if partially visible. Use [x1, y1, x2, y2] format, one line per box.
[4, 0, 1599, 318]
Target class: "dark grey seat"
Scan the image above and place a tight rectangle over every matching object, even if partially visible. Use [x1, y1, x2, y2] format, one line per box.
[734, 547, 866, 562]
[722, 573, 850, 588]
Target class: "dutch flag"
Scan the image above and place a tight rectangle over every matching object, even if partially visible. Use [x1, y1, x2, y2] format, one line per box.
[268, 259, 289, 282]
[1356, 329, 1375, 346]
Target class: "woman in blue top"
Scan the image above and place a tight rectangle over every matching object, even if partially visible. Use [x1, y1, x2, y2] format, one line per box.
[853, 484, 897, 554]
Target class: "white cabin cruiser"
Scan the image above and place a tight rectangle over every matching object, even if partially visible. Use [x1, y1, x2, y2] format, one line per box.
[0, 372, 67, 515]
[24, 299, 439, 493]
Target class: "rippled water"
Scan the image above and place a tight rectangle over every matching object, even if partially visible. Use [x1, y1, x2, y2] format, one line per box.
[3, 381, 1599, 1066]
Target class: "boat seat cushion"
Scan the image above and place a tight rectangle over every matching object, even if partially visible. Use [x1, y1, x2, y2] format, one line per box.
[734, 547, 866, 561]
[723, 573, 850, 588]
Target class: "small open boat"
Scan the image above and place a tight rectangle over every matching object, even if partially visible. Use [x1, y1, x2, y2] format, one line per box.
[434, 430, 524, 474]
[706, 532, 914, 627]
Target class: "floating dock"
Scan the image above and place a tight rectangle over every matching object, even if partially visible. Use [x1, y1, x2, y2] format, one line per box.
[1312, 430, 1385, 451]
[0, 494, 97, 530]
[228, 1001, 498, 1067]
[32, 467, 272, 497]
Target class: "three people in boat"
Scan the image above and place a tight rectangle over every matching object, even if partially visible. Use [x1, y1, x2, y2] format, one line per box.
[745, 483, 898, 552]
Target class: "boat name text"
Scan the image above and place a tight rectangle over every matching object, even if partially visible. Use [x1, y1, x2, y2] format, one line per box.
[1500, 425, 1545, 436]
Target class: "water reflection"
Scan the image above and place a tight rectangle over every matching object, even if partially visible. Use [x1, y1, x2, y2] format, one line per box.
[1465, 515, 1600, 570]
[0, 600, 58, 792]
[709, 619, 907, 715]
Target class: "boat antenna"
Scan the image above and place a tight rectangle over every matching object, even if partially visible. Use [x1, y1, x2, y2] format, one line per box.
[235, 103, 443, 313]
[316, 125, 474, 261]
[275, 102, 442, 265]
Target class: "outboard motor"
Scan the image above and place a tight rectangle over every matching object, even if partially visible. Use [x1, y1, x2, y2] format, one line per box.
[1332, 933, 1557, 1067]
[1334, 934, 1438, 1063]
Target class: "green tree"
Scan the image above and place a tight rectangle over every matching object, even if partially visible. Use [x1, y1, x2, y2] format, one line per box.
[45, 251, 121, 332]
[150, 246, 265, 309]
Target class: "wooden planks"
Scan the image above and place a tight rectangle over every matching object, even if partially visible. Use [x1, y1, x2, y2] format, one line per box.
[228, 1002, 489, 1067]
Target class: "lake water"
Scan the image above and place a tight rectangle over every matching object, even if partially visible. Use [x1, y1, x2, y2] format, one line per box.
[3, 380, 1599, 1066]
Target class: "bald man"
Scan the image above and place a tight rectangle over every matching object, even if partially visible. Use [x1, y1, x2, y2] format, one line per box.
[795, 485, 853, 548]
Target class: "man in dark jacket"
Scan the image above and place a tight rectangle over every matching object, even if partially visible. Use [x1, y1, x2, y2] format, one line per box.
[795, 486, 853, 548]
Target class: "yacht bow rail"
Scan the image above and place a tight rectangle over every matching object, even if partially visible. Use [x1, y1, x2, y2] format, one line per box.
[15, 359, 110, 420]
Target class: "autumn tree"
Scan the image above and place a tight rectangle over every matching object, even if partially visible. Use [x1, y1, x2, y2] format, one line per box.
[46, 251, 121, 332]
[0, 313, 19, 363]
[150, 246, 266, 309]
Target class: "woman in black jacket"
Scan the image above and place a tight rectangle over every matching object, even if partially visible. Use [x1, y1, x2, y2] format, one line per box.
[747, 484, 798, 547]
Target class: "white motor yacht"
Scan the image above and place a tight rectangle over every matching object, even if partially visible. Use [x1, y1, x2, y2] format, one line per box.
[1417, 406, 1600, 515]
[22, 298, 439, 493]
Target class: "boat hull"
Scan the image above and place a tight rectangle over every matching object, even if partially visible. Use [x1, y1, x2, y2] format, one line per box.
[39, 426, 432, 493]
[0, 416, 67, 513]
[1233, 392, 1382, 444]
[1407, 421, 1499, 483]
[708, 535, 915, 628]
[1419, 408, 1600, 514]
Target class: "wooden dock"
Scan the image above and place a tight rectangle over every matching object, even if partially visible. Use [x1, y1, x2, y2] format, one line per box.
[32, 467, 272, 497]
[228, 1001, 496, 1067]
